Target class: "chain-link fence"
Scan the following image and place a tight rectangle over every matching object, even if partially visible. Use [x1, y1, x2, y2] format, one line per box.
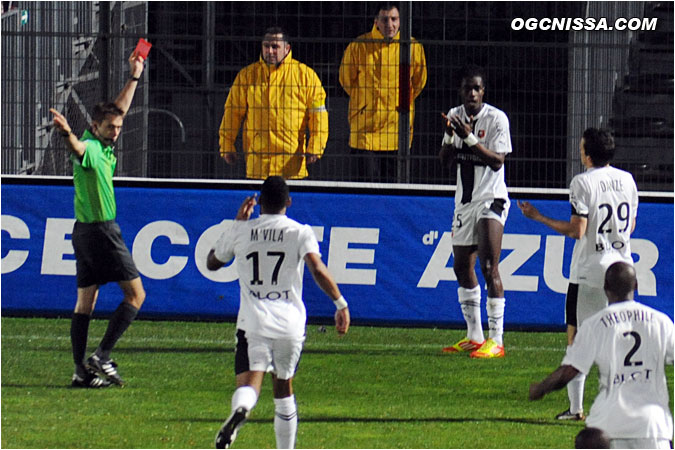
[2, 1, 672, 191]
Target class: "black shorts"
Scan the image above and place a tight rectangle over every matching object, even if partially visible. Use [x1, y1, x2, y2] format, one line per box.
[72, 220, 139, 288]
[234, 329, 250, 375]
[565, 283, 579, 327]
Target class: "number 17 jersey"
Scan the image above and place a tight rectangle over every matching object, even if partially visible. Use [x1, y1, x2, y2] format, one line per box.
[214, 214, 320, 339]
[570, 166, 638, 288]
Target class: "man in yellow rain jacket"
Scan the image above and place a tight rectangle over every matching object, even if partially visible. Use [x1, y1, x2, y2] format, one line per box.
[339, 3, 427, 183]
[219, 27, 328, 180]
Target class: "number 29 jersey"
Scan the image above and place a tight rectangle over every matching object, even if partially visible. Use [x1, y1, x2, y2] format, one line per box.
[569, 166, 638, 288]
[213, 214, 320, 339]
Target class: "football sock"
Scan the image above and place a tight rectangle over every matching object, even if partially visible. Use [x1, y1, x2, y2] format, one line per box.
[458, 286, 484, 343]
[71, 313, 91, 375]
[232, 385, 258, 413]
[567, 360, 586, 414]
[274, 395, 298, 449]
[486, 297, 506, 346]
[96, 302, 139, 360]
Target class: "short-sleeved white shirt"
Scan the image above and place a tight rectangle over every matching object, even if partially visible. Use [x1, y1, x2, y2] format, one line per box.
[562, 300, 674, 439]
[442, 103, 511, 206]
[569, 166, 638, 288]
[213, 214, 320, 339]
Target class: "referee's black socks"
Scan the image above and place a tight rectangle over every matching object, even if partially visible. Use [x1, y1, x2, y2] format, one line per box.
[71, 313, 91, 375]
[96, 302, 139, 360]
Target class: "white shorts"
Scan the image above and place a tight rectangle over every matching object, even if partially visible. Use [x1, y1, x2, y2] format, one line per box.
[610, 438, 671, 449]
[565, 283, 608, 327]
[452, 198, 510, 246]
[234, 329, 305, 380]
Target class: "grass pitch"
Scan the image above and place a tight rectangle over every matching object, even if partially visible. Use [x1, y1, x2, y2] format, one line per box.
[2, 317, 672, 448]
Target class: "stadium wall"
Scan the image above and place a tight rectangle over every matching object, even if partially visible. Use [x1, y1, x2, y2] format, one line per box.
[2, 176, 673, 330]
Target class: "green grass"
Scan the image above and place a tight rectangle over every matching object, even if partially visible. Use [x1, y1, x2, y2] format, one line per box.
[2, 317, 672, 448]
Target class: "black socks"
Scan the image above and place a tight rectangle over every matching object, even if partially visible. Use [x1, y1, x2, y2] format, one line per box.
[96, 302, 139, 360]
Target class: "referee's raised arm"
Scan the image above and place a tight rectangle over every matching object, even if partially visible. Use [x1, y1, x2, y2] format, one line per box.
[114, 50, 145, 116]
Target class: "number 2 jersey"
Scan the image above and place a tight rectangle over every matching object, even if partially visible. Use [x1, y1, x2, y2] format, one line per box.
[213, 214, 320, 340]
[562, 300, 674, 439]
[569, 166, 638, 288]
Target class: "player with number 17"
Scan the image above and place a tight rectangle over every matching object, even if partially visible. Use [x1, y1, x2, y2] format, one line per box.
[207, 176, 350, 449]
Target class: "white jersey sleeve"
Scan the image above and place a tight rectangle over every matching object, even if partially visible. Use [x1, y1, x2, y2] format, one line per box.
[665, 316, 674, 365]
[297, 224, 320, 260]
[569, 175, 590, 217]
[561, 316, 597, 374]
[484, 108, 512, 155]
[213, 219, 237, 264]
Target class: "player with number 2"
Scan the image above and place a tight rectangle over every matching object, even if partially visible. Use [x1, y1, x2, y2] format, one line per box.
[518, 128, 639, 421]
[529, 262, 673, 449]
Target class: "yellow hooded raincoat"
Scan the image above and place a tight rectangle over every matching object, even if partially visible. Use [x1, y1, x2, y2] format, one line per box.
[219, 50, 328, 179]
[339, 25, 427, 152]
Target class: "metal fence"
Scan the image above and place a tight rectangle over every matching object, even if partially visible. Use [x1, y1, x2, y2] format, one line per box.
[2, 1, 673, 191]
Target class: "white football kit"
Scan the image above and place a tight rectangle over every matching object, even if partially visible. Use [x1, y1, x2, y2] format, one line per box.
[569, 166, 638, 289]
[213, 214, 320, 340]
[443, 104, 512, 245]
[443, 103, 511, 206]
[562, 300, 674, 441]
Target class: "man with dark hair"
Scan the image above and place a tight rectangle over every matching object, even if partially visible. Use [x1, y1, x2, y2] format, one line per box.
[219, 27, 328, 180]
[580, 127, 616, 166]
[519, 127, 638, 420]
[49, 50, 147, 388]
[530, 262, 674, 449]
[575, 427, 610, 449]
[339, 2, 427, 183]
[439, 65, 512, 358]
[207, 176, 350, 449]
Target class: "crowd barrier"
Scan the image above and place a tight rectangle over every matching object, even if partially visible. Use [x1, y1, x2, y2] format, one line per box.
[2, 177, 672, 329]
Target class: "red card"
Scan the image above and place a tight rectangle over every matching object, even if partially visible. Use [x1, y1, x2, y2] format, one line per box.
[134, 38, 152, 59]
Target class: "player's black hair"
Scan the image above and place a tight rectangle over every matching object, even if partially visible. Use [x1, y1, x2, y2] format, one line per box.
[604, 262, 638, 301]
[582, 127, 615, 167]
[458, 64, 486, 87]
[374, 2, 400, 16]
[263, 26, 291, 45]
[92, 102, 124, 123]
[574, 427, 610, 449]
[260, 176, 290, 213]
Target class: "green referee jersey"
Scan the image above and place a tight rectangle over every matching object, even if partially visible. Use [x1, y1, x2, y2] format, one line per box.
[71, 129, 117, 223]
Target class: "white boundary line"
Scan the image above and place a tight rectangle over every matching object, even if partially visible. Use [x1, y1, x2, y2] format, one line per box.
[2, 333, 566, 352]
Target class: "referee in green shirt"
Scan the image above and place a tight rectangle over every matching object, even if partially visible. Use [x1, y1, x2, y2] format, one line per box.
[50, 50, 147, 388]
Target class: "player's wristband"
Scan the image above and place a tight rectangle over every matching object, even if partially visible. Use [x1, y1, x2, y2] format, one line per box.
[129, 76, 140, 82]
[463, 133, 479, 147]
[60, 130, 71, 137]
[442, 132, 453, 146]
[333, 296, 348, 310]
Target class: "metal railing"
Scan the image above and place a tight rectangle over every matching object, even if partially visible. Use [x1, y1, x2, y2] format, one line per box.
[2, 1, 672, 191]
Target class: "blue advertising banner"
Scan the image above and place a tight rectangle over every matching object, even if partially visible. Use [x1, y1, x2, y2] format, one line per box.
[2, 180, 673, 329]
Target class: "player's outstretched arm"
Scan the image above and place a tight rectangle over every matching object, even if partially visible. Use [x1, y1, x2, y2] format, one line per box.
[517, 200, 587, 239]
[49, 108, 86, 158]
[304, 252, 350, 335]
[529, 364, 579, 401]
